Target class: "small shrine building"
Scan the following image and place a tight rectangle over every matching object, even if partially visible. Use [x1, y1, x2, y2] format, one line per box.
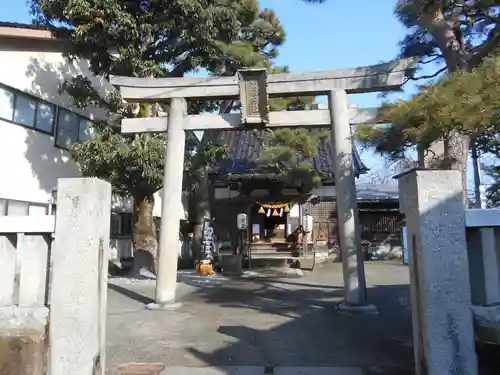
[209, 128, 403, 261]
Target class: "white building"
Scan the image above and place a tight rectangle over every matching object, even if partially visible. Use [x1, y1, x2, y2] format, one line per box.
[0, 22, 187, 259]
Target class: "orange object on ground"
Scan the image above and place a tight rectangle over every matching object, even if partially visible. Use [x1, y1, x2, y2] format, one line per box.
[196, 261, 215, 276]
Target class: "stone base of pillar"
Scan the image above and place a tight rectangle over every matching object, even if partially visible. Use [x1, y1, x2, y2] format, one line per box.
[146, 302, 182, 311]
[337, 302, 378, 315]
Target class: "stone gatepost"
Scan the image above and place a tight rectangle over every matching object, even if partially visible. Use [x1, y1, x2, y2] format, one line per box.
[397, 169, 478, 375]
[49, 178, 112, 375]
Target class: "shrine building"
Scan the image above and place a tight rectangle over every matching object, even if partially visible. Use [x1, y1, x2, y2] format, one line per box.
[209, 125, 403, 263]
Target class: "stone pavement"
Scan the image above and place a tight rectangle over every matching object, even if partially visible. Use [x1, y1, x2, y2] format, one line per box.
[107, 262, 414, 375]
[117, 364, 366, 375]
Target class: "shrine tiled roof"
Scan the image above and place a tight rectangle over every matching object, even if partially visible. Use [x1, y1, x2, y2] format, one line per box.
[211, 128, 368, 178]
[355, 184, 399, 200]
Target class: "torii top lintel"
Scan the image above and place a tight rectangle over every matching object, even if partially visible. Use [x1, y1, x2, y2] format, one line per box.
[109, 59, 415, 102]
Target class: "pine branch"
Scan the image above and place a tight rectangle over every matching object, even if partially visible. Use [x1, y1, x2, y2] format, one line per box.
[420, 55, 443, 64]
[404, 66, 447, 83]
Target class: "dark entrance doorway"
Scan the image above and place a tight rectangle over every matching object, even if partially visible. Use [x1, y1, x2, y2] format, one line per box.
[251, 204, 287, 243]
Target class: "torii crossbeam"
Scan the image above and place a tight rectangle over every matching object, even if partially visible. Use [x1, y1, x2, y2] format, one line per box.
[110, 59, 414, 312]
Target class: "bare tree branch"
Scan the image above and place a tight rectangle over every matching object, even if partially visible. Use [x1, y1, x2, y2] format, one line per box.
[408, 66, 447, 81]
[420, 55, 443, 64]
[470, 23, 500, 67]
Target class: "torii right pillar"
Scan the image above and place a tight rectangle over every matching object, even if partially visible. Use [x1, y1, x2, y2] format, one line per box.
[329, 89, 376, 313]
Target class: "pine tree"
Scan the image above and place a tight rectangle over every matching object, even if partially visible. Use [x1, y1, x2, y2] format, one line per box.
[484, 165, 500, 207]
[394, 1, 500, 195]
[357, 55, 500, 165]
[303, 0, 500, 197]
[29, 0, 286, 274]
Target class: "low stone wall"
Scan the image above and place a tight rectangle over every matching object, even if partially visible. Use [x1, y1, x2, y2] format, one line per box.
[314, 249, 340, 263]
[310, 244, 403, 264]
[0, 307, 48, 375]
[370, 244, 403, 261]
[472, 305, 500, 345]
[0, 222, 53, 375]
[0, 178, 112, 375]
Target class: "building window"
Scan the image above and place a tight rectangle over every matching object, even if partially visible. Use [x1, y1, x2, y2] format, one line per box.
[78, 118, 92, 142]
[0, 83, 91, 144]
[0, 86, 14, 121]
[56, 109, 79, 148]
[0, 85, 56, 133]
[120, 213, 133, 235]
[35, 102, 56, 133]
[56, 109, 93, 149]
[111, 212, 133, 236]
[14, 94, 37, 127]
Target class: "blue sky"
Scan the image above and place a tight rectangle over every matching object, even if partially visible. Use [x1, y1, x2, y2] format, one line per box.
[3, 1, 487, 186]
[5, 0, 414, 109]
[258, 0, 428, 181]
[260, 0, 412, 108]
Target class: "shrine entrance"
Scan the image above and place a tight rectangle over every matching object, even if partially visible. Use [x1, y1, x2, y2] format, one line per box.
[110, 59, 413, 310]
[250, 203, 290, 243]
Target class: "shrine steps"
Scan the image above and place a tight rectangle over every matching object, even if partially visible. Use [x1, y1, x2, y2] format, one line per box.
[216, 241, 298, 270]
[248, 242, 297, 263]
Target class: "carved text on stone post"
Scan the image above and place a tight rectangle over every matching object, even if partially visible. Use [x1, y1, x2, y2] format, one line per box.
[237, 69, 269, 126]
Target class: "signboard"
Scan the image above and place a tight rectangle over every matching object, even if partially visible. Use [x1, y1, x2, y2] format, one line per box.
[237, 68, 269, 126]
[201, 219, 215, 260]
[303, 215, 313, 233]
[402, 226, 409, 265]
[237, 213, 248, 230]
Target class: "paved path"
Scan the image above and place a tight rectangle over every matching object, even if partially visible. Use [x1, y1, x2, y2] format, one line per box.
[107, 262, 414, 375]
[117, 364, 366, 375]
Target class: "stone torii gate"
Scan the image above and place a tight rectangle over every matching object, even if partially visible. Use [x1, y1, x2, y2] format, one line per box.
[110, 60, 413, 311]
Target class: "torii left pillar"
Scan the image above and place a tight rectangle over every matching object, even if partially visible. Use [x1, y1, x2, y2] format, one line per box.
[147, 97, 186, 310]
